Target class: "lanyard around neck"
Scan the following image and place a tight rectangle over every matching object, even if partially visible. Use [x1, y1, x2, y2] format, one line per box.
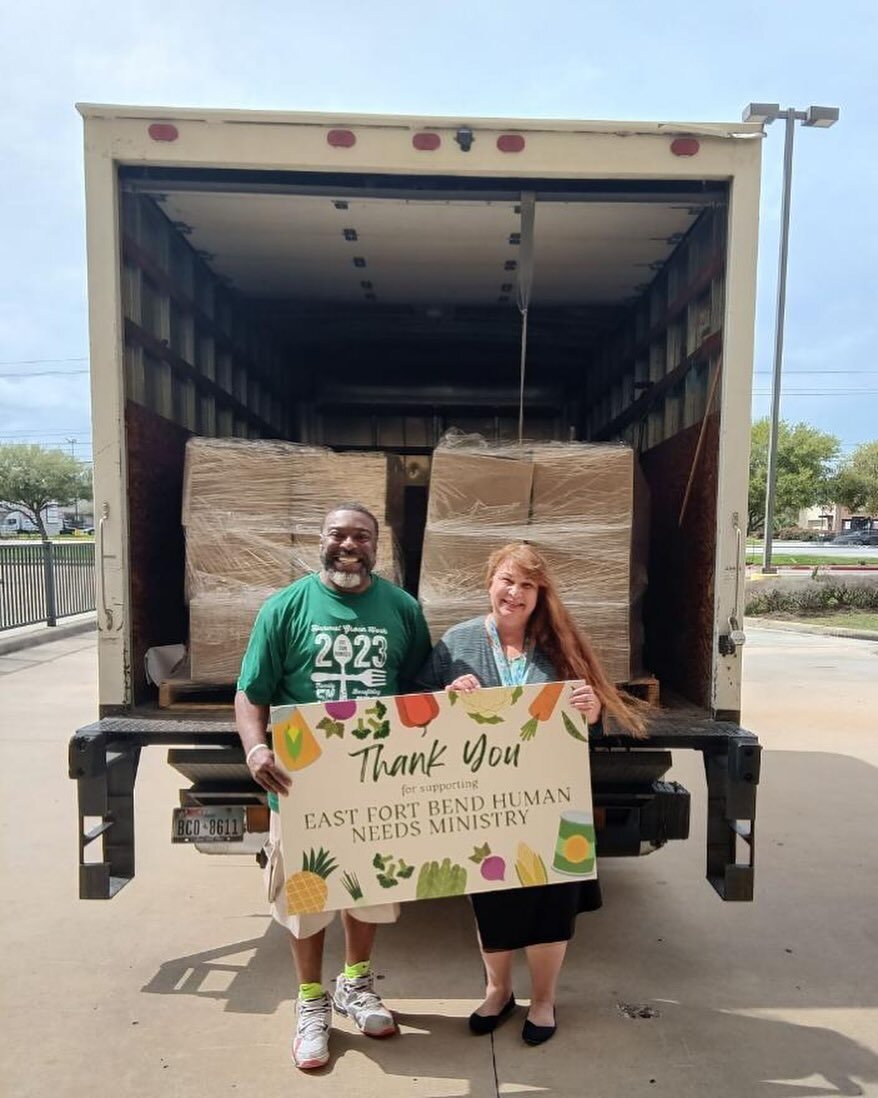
[485, 616, 533, 687]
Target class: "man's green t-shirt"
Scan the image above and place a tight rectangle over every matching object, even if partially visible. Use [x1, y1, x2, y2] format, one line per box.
[238, 572, 432, 708]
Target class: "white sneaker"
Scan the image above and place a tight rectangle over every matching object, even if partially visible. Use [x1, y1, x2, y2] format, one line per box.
[333, 971, 397, 1037]
[292, 993, 332, 1070]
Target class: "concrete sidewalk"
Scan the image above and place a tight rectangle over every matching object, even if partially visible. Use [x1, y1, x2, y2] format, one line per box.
[745, 615, 878, 643]
[1, 630, 877, 1096]
[0, 610, 95, 656]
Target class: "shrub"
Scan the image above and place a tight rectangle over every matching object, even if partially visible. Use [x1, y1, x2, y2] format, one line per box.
[774, 526, 832, 542]
[746, 581, 878, 616]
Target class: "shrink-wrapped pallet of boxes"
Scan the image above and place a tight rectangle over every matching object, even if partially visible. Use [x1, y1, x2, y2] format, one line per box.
[419, 438, 649, 685]
[181, 438, 399, 683]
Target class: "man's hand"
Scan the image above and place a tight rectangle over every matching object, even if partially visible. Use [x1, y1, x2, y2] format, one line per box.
[247, 745, 292, 797]
[569, 681, 602, 723]
[235, 690, 291, 797]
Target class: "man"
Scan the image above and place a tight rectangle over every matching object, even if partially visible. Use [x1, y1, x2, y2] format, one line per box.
[235, 503, 432, 1070]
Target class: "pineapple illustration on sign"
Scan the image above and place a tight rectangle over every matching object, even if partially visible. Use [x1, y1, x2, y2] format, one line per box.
[285, 848, 338, 914]
[273, 708, 322, 771]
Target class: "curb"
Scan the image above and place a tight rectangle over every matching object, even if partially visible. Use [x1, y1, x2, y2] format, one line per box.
[746, 618, 878, 642]
[0, 614, 97, 656]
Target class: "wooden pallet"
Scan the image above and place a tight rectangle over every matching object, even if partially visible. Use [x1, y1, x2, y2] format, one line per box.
[619, 675, 661, 707]
[158, 678, 236, 710]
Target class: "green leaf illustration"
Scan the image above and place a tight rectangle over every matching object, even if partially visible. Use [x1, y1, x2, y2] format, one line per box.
[520, 717, 538, 740]
[510, 687, 524, 704]
[286, 728, 303, 759]
[469, 843, 491, 864]
[562, 712, 588, 742]
[316, 717, 345, 739]
[448, 691, 458, 706]
[341, 871, 363, 901]
[397, 864, 415, 879]
[468, 712, 504, 725]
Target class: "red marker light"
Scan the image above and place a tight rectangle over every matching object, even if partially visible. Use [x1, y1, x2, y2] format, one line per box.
[413, 132, 441, 151]
[497, 134, 525, 153]
[148, 123, 178, 142]
[670, 138, 700, 157]
[327, 129, 356, 148]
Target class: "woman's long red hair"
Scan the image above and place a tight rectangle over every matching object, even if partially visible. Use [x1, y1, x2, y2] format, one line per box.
[486, 542, 647, 737]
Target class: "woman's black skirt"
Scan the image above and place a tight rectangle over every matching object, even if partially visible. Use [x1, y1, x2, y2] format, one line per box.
[471, 878, 602, 952]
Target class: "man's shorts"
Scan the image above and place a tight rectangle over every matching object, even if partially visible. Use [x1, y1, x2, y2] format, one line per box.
[264, 811, 400, 939]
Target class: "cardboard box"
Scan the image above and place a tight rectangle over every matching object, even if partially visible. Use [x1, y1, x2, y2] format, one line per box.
[419, 441, 650, 683]
[288, 451, 390, 526]
[182, 438, 392, 528]
[189, 589, 275, 683]
[426, 449, 533, 526]
[530, 445, 634, 524]
[185, 525, 295, 598]
[182, 438, 309, 524]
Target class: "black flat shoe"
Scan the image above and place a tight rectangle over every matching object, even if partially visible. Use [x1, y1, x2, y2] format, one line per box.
[468, 994, 516, 1035]
[522, 1014, 556, 1046]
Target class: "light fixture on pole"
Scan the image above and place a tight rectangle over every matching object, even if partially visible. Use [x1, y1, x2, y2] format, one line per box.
[743, 101, 839, 573]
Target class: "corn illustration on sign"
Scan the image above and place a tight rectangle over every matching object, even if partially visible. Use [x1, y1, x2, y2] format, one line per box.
[272, 683, 595, 914]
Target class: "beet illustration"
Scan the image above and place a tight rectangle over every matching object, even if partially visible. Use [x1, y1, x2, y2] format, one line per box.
[481, 855, 506, 882]
[469, 843, 506, 882]
[325, 701, 357, 720]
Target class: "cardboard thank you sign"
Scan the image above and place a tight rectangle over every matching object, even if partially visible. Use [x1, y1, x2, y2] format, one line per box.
[272, 683, 595, 916]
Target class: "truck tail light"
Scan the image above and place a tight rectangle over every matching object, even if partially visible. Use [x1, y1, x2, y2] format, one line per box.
[413, 132, 441, 151]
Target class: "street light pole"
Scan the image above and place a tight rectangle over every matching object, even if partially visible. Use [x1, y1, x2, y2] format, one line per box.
[742, 102, 840, 573]
[762, 110, 797, 574]
[66, 437, 79, 524]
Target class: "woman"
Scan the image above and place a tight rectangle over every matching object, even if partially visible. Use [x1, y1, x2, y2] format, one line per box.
[418, 542, 646, 1046]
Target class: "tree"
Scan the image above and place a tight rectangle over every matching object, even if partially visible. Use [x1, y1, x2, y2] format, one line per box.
[748, 418, 840, 534]
[0, 443, 90, 541]
[832, 441, 878, 516]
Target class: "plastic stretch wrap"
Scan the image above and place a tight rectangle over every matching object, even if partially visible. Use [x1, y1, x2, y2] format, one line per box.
[419, 436, 649, 683]
[182, 437, 391, 527]
[182, 437, 398, 682]
[189, 589, 274, 683]
[185, 523, 399, 598]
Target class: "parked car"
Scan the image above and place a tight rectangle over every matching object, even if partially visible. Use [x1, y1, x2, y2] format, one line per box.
[831, 531, 878, 546]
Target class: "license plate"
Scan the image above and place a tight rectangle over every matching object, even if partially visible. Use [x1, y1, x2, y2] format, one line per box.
[172, 806, 246, 843]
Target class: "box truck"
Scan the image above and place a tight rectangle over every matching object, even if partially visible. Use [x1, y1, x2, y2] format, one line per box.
[69, 105, 761, 902]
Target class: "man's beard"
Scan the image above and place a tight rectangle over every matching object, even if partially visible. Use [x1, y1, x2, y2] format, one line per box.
[322, 551, 374, 589]
[326, 567, 367, 589]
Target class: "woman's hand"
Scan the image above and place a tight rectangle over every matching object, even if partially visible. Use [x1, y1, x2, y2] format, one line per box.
[447, 673, 482, 694]
[569, 681, 602, 723]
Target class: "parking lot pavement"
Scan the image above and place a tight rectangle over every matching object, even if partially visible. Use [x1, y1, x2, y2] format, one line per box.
[1, 630, 877, 1097]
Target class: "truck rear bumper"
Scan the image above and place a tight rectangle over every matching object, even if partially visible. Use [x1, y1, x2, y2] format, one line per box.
[68, 710, 759, 902]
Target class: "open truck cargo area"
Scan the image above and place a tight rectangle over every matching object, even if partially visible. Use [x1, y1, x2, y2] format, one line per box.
[70, 106, 762, 902]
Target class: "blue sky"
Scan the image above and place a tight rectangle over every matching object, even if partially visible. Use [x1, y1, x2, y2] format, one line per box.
[2, 0, 875, 465]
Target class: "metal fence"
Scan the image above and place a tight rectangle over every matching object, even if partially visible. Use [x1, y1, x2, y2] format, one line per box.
[0, 542, 96, 630]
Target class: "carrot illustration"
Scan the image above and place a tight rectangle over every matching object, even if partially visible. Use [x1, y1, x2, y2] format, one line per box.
[520, 682, 565, 741]
[395, 693, 441, 734]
